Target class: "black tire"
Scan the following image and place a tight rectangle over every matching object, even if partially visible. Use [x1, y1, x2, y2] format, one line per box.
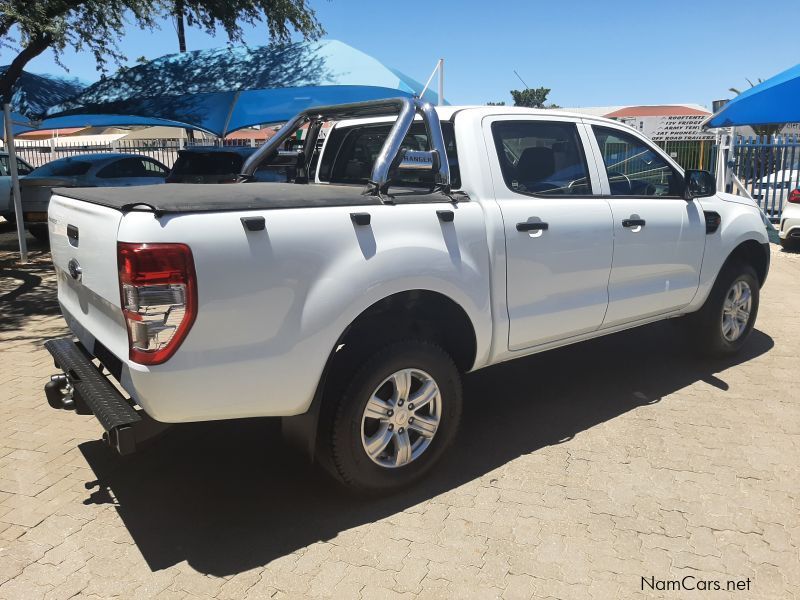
[28, 224, 50, 245]
[690, 261, 760, 356]
[780, 236, 799, 252]
[323, 340, 462, 493]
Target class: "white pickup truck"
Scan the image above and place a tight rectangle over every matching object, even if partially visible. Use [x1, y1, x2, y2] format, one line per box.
[44, 98, 770, 492]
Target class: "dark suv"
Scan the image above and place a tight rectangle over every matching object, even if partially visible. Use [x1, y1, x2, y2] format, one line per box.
[167, 146, 293, 184]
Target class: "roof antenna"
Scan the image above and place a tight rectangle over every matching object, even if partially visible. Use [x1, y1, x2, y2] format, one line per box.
[513, 70, 529, 90]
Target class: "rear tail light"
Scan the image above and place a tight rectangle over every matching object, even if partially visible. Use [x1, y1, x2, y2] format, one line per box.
[788, 189, 800, 204]
[118, 243, 197, 365]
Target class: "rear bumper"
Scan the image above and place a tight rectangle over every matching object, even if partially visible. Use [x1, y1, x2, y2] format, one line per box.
[778, 216, 800, 239]
[43, 338, 165, 454]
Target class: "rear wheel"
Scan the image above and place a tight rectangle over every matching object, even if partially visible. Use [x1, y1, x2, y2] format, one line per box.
[690, 262, 759, 356]
[324, 340, 462, 493]
[28, 224, 50, 245]
[780, 236, 799, 251]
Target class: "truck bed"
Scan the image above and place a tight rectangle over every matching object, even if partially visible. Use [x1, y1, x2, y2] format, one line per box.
[54, 183, 458, 215]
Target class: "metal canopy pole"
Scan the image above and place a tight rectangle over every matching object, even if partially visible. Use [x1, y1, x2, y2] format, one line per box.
[438, 58, 444, 106]
[3, 103, 28, 263]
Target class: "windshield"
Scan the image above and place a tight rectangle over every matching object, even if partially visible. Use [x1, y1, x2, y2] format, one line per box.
[30, 160, 92, 177]
[171, 152, 246, 176]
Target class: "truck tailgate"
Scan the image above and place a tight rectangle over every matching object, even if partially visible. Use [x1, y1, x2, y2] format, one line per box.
[48, 194, 128, 361]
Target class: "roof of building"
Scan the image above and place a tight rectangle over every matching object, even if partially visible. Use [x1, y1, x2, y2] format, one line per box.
[566, 104, 710, 118]
[225, 129, 278, 141]
[17, 127, 86, 139]
[605, 105, 711, 118]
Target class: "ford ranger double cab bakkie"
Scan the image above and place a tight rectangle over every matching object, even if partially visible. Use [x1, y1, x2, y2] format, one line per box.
[44, 97, 770, 492]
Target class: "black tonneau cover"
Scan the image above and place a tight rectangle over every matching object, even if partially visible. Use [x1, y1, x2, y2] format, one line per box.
[54, 183, 457, 215]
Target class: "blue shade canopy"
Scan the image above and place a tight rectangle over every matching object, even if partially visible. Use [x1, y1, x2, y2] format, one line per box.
[707, 63, 800, 128]
[0, 67, 86, 138]
[1, 110, 37, 137]
[45, 40, 441, 136]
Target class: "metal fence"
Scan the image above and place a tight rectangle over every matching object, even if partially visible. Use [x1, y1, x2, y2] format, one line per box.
[12, 138, 262, 169]
[728, 135, 800, 218]
[655, 140, 718, 173]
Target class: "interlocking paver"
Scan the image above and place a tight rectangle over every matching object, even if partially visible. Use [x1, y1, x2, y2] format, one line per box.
[1, 223, 799, 599]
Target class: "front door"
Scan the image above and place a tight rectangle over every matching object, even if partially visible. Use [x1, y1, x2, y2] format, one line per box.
[486, 117, 614, 351]
[587, 125, 706, 327]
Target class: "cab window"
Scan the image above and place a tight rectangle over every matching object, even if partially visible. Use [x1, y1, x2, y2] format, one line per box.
[491, 120, 592, 196]
[592, 126, 682, 197]
[319, 122, 460, 188]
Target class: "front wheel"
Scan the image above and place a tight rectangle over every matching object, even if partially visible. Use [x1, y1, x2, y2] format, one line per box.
[691, 262, 760, 356]
[324, 340, 462, 493]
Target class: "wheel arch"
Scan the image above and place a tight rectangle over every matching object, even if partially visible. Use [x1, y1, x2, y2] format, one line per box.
[723, 238, 769, 286]
[282, 289, 479, 460]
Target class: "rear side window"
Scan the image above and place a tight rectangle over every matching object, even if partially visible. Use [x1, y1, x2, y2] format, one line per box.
[171, 152, 245, 176]
[97, 157, 167, 179]
[491, 120, 591, 196]
[319, 122, 460, 188]
[592, 126, 682, 197]
[29, 160, 91, 177]
[0, 156, 32, 176]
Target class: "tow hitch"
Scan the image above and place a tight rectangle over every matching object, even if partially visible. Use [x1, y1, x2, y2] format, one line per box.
[43, 338, 169, 455]
[45, 374, 73, 410]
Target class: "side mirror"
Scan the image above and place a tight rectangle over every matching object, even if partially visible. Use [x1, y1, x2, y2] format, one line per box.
[684, 169, 716, 200]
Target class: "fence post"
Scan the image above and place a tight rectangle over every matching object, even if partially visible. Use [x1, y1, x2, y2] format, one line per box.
[715, 131, 730, 191]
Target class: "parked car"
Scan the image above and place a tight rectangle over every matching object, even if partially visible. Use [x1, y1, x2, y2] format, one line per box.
[0, 152, 34, 220]
[43, 98, 770, 493]
[166, 146, 293, 184]
[778, 188, 800, 250]
[751, 168, 799, 215]
[20, 153, 168, 241]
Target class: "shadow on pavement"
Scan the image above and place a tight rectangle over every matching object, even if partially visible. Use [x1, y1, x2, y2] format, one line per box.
[0, 220, 59, 339]
[78, 320, 774, 576]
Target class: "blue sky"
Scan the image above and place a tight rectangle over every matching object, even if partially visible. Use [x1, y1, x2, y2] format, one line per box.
[7, 0, 799, 109]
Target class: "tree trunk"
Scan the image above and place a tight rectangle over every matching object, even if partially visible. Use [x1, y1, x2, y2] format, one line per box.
[0, 34, 52, 105]
[174, 0, 193, 140]
[175, 0, 187, 53]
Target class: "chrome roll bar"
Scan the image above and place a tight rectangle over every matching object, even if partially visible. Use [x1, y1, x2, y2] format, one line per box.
[239, 97, 451, 193]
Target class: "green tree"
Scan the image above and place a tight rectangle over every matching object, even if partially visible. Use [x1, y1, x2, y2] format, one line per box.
[0, 0, 155, 105]
[510, 87, 560, 109]
[729, 78, 781, 138]
[171, 0, 322, 53]
[0, 0, 323, 108]
[486, 101, 506, 106]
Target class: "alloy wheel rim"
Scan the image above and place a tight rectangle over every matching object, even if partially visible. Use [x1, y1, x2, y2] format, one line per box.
[721, 280, 752, 342]
[360, 368, 442, 468]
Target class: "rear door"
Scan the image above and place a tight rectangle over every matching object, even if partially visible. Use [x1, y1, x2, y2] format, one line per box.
[586, 124, 705, 327]
[48, 194, 128, 360]
[484, 115, 614, 350]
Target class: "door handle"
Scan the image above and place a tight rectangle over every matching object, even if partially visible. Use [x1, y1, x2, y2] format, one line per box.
[622, 218, 646, 228]
[516, 221, 549, 232]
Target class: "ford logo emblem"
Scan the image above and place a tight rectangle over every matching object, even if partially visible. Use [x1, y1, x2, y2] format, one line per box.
[67, 258, 82, 282]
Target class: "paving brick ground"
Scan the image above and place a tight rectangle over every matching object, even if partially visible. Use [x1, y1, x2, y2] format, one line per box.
[1, 220, 799, 599]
